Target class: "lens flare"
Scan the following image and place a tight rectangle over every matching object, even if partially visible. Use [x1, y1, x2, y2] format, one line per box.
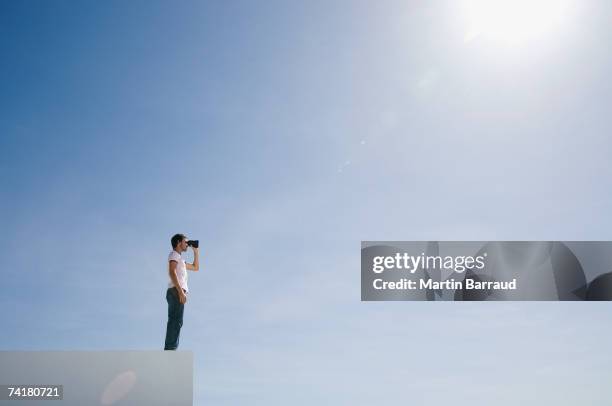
[100, 370, 137, 405]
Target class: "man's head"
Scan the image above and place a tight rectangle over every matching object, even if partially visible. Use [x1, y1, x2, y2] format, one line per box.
[171, 233, 188, 253]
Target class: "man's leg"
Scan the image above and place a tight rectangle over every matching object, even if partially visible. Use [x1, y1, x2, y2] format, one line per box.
[164, 288, 184, 350]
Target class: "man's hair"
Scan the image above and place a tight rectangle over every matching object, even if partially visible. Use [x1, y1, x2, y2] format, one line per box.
[171, 233, 187, 249]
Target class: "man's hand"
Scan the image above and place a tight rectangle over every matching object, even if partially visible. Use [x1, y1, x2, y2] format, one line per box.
[178, 290, 187, 304]
[187, 246, 200, 271]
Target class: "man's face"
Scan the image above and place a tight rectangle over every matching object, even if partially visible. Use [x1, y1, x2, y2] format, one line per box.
[178, 238, 189, 253]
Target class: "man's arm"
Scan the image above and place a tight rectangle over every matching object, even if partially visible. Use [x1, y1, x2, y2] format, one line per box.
[186, 247, 199, 271]
[168, 260, 185, 297]
[169, 260, 187, 304]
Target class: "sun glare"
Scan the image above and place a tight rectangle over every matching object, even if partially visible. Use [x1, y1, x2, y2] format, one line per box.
[463, 0, 572, 44]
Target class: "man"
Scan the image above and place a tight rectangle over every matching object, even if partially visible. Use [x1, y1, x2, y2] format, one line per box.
[164, 233, 199, 350]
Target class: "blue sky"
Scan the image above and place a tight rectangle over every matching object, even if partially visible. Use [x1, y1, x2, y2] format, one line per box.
[1, 1, 611, 404]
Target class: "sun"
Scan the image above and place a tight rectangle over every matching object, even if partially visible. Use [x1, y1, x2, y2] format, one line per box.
[463, 0, 573, 44]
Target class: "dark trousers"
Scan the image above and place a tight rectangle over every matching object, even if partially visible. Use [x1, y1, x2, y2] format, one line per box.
[164, 287, 186, 350]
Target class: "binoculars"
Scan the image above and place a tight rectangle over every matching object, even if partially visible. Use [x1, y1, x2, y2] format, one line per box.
[187, 240, 199, 248]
